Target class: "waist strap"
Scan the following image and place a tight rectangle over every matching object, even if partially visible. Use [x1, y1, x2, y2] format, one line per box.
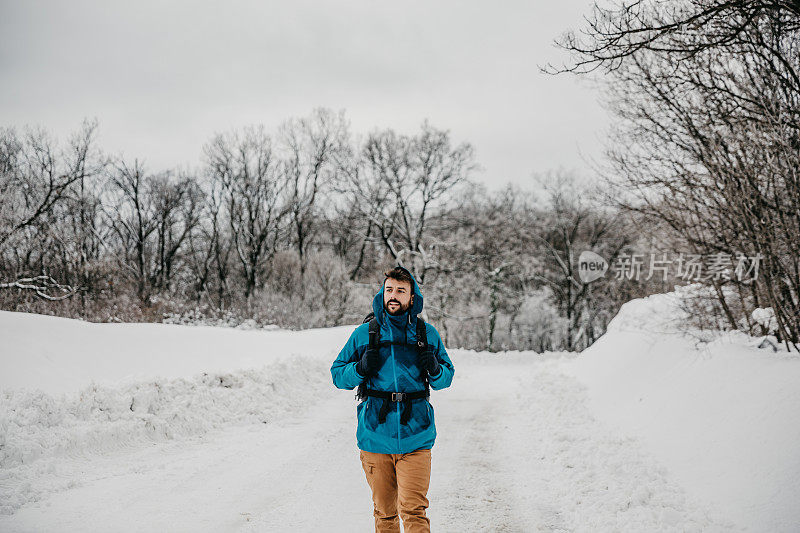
[364, 388, 429, 425]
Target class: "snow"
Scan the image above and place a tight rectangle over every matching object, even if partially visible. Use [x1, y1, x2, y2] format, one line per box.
[562, 289, 800, 532]
[0, 310, 349, 395]
[1, 289, 798, 531]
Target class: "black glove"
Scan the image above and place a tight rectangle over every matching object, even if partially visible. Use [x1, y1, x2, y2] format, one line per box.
[418, 349, 440, 376]
[356, 346, 379, 377]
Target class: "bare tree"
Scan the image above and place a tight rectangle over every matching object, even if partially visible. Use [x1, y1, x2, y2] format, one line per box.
[186, 178, 234, 308]
[549, 0, 800, 349]
[0, 126, 81, 247]
[150, 171, 203, 293]
[0, 120, 102, 300]
[432, 182, 530, 350]
[531, 172, 636, 351]
[47, 120, 109, 306]
[279, 108, 350, 280]
[340, 120, 476, 283]
[204, 126, 290, 301]
[543, 0, 800, 76]
[103, 159, 160, 304]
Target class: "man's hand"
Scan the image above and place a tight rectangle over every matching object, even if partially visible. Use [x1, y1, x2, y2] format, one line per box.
[418, 349, 440, 376]
[356, 346, 379, 377]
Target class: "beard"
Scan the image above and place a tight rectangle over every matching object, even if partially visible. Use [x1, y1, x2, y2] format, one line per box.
[385, 298, 410, 315]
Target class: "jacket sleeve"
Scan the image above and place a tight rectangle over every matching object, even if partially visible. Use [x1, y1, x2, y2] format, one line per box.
[331, 327, 366, 390]
[426, 324, 454, 390]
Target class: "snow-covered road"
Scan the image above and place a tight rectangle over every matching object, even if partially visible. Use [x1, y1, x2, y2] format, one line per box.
[0, 351, 732, 532]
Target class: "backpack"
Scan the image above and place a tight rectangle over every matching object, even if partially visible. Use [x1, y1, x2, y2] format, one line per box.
[355, 311, 431, 405]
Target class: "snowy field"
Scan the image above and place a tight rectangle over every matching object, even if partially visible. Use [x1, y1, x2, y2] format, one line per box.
[1, 291, 798, 532]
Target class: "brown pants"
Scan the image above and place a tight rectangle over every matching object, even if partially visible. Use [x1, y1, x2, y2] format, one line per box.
[360, 448, 432, 533]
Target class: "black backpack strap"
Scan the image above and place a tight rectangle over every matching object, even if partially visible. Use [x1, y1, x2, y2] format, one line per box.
[378, 395, 392, 424]
[415, 317, 432, 397]
[367, 317, 391, 417]
[415, 316, 427, 351]
[368, 318, 379, 350]
[355, 318, 381, 402]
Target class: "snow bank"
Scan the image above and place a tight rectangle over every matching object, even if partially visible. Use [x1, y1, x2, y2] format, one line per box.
[0, 358, 329, 469]
[0, 310, 351, 394]
[0, 310, 353, 514]
[0, 358, 336, 514]
[563, 288, 800, 532]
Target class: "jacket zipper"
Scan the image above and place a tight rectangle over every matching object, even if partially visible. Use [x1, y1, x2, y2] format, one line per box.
[387, 315, 401, 452]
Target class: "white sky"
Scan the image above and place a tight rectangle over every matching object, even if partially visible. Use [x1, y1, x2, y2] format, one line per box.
[0, 0, 608, 190]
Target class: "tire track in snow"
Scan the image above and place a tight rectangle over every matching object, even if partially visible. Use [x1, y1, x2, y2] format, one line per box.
[432, 352, 734, 532]
[430, 363, 527, 532]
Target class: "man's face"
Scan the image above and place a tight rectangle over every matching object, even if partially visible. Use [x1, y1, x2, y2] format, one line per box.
[383, 277, 413, 315]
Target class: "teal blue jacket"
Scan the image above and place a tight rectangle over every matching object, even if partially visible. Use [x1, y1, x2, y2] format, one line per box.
[330, 272, 455, 454]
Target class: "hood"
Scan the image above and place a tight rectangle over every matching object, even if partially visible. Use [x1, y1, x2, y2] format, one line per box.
[372, 266, 424, 325]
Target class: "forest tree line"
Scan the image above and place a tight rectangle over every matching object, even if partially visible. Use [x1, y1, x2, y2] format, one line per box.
[0, 110, 651, 352]
[3, 0, 799, 352]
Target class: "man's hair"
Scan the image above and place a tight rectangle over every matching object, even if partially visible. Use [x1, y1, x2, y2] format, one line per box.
[384, 266, 414, 286]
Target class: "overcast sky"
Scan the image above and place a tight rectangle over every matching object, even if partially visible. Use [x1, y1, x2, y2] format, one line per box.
[0, 0, 608, 190]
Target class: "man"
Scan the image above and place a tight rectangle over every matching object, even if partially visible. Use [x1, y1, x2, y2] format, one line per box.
[331, 266, 455, 533]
